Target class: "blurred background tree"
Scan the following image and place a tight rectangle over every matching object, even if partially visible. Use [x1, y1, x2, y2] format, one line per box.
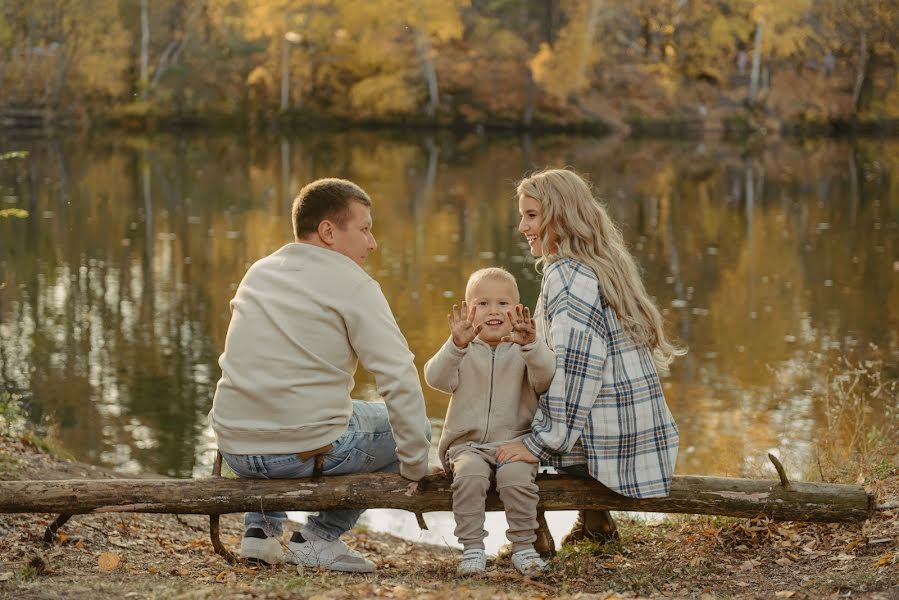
[0, 0, 895, 127]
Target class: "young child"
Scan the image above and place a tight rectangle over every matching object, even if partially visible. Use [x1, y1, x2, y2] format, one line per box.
[424, 267, 555, 576]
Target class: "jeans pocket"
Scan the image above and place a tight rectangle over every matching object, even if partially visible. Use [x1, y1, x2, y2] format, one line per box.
[323, 446, 375, 475]
[220, 452, 257, 478]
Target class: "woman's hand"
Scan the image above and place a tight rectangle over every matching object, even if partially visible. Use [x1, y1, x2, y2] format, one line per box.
[501, 304, 536, 346]
[496, 440, 539, 464]
[448, 302, 480, 348]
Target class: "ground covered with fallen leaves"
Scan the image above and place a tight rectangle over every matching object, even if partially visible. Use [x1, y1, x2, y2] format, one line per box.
[1, 433, 897, 600]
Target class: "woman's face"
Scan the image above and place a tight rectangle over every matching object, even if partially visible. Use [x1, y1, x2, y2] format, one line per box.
[518, 194, 545, 257]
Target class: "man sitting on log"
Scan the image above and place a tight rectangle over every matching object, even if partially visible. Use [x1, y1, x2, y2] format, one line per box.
[208, 178, 433, 573]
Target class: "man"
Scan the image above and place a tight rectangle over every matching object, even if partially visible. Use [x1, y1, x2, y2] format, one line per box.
[209, 178, 432, 573]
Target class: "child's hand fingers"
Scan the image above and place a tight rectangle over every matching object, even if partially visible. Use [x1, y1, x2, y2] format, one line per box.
[452, 304, 461, 323]
[466, 302, 477, 323]
[523, 306, 531, 324]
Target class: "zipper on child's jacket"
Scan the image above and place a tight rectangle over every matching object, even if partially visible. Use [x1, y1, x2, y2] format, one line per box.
[481, 347, 496, 443]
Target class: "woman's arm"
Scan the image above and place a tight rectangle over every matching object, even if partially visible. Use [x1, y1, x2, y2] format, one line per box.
[521, 262, 608, 461]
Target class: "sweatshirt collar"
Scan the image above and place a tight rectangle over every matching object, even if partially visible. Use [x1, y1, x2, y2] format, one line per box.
[276, 242, 371, 277]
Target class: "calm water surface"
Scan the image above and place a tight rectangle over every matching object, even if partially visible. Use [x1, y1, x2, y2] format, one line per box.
[1, 132, 897, 492]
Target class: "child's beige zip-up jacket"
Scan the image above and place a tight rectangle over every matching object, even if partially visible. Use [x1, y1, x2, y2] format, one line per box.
[424, 337, 555, 471]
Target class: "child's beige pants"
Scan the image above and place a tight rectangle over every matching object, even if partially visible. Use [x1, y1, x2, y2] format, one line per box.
[448, 445, 539, 552]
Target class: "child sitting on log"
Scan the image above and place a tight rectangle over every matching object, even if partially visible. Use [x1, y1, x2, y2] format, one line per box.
[424, 267, 555, 576]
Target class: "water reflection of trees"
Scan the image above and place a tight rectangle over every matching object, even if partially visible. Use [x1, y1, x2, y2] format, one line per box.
[0, 134, 895, 478]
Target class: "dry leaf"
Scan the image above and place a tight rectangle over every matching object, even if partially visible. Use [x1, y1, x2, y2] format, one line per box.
[739, 559, 759, 571]
[874, 553, 894, 567]
[775, 592, 796, 598]
[98, 552, 121, 572]
[832, 553, 855, 561]
[0, 573, 12, 582]
[775, 557, 793, 566]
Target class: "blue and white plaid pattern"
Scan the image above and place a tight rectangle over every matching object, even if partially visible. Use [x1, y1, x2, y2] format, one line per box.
[522, 258, 679, 498]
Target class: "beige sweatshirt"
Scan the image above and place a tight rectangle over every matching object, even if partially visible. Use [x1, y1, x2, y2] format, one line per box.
[424, 337, 555, 471]
[209, 242, 431, 481]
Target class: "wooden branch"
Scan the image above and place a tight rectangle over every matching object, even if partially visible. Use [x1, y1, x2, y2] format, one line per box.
[0, 473, 873, 523]
[767, 453, 792, 489]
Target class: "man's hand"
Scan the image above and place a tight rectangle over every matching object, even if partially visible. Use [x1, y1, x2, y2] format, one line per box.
[501, 305, 536, 346]
[496, 440, 539, 464]
[448, 302, 481, 348]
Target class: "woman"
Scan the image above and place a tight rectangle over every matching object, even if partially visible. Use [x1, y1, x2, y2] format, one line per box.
[497, 168, 682, 549]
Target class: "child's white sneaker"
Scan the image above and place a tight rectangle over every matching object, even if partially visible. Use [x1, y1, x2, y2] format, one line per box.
[457, 548, 487, 575]
[285, 532, 375, 573]
[511, 548, 546, 576]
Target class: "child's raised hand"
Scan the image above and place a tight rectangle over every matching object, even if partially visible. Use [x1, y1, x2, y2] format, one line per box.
[448, 302, 481, 348]
[501, 305, 536, 346]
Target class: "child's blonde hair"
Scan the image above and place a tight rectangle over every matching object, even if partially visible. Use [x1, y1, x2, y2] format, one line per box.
[464, 267, 520, 302]
[516, 168, 684, 373]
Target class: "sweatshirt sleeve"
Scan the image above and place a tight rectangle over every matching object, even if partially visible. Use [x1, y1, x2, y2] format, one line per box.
[343, 279, 431, 481]
[520, 339, 555, 395]
[423, 337, 468, 394]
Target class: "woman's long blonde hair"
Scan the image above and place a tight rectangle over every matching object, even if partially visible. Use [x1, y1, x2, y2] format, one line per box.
[517, 168, 684, 373]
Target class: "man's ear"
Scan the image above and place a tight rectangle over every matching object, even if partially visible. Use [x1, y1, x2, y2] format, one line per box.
[317, 220, 335, 246]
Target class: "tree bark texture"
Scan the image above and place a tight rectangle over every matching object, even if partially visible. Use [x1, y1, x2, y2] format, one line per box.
[749, 20, 763, 102]
[0, 473, 873, 523]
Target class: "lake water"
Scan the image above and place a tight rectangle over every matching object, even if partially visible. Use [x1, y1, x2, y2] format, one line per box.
[1, 131, 896, 553]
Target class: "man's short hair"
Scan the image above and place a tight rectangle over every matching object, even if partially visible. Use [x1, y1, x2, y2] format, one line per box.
[465, 267, 520, 302]
[292, 178, 372, 239]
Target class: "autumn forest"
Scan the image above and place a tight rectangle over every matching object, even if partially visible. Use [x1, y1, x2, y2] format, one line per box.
[1, 0, 897, 132]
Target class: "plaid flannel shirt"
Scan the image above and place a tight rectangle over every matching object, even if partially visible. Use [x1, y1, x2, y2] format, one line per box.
[521, 258, 679, 498]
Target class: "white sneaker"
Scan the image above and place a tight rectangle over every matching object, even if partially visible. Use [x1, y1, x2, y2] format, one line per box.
[285, 532, 375, 573]
[457, 548, 487, 575]
[511, 548, 546, 576]
[240, 528, 284, 565]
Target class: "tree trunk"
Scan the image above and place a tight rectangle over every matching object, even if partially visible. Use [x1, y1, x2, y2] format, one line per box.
[414, 27, 439, 116]
[50, 45, 73, 108]
[574, 0, 602, 88]
[851, 30, 868, 115]
[748, 20, 763, 103]
[140, 0, 150, 99]
[0, 473, 872, 523]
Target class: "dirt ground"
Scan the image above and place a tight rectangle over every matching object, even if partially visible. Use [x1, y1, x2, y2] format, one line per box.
[1, 433, 897, 600]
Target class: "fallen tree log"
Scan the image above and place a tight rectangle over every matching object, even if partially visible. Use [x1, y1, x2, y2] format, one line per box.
[0, 472, 873, 523]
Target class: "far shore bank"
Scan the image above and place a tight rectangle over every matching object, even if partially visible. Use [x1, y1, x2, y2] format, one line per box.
[3, 105, 899, 141]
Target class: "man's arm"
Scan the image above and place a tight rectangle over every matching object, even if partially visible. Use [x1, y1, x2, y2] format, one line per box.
[344, 280, 431, 481]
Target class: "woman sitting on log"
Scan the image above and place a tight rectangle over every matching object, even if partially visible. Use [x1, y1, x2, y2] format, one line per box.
[496, 168, 684, 551]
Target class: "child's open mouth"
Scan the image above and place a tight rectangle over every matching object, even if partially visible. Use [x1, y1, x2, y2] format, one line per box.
[484, 319, 504, 327]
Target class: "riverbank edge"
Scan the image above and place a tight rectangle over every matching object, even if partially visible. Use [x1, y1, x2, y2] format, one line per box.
[4, 104, 899, 140]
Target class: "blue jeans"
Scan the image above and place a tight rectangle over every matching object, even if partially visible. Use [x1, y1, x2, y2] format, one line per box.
[221, 400, 430, 541]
